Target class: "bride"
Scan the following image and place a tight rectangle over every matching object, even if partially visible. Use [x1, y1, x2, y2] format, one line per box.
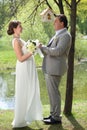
[7, 20, 43, 128]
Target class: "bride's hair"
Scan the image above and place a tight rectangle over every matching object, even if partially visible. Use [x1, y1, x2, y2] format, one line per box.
[7, 20, 21, 35]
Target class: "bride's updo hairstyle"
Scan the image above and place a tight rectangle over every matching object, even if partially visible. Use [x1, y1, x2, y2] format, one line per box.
[7, 20, 21, 35]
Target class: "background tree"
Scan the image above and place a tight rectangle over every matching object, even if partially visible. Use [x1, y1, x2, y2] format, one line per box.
[63, 0, 81, 115]
[0, 0, 7, 36]
[0, 0, 29, 30]
[77, 0, 87, 34]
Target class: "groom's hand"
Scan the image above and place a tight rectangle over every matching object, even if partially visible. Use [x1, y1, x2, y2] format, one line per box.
[37, 43, 42, 48]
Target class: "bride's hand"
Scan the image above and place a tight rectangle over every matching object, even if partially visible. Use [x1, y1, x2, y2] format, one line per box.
[37, 43, 42, 48]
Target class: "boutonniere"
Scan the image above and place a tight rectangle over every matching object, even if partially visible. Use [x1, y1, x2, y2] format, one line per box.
[53, 35, 58, 42]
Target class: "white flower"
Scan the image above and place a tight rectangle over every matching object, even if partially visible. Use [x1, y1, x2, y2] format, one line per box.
[26, 39, 44, 58]
[26, 40, 36, 53]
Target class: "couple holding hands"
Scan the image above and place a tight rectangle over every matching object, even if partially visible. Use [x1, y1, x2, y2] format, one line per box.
[7, 14, 71, 128]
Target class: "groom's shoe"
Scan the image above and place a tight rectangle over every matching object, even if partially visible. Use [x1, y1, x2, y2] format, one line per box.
[43, 117, 62, 125]
[43, 115, 51, 120]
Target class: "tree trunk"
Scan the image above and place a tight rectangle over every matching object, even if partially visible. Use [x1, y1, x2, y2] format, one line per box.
[64, 0, 77, 115]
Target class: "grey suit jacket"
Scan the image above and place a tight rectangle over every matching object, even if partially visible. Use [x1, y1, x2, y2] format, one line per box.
[41, 28, 72, 76]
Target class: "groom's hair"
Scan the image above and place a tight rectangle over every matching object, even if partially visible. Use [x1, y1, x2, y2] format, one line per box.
[55, 14, 68, 29]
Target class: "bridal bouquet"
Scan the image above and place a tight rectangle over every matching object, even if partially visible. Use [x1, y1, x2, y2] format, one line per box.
[26, 39, 44, 58]
[26, 40, 37, 54]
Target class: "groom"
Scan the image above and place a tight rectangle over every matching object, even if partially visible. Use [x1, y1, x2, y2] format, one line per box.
[40, 14, 72, 124]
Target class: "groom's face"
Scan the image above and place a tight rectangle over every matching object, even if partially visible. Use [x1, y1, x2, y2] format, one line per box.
[54, 17, 64, 31]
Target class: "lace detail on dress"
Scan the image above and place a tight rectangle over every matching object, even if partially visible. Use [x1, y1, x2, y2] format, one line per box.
[12, 38, 26, 48]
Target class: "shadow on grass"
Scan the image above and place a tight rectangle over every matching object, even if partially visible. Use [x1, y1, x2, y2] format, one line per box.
[65, 114, 85, 130]
[12, 126, 33, 130]
[12, 124, 65, 130]
[48, 124, 66, 130]
[12, 126, 43, 130]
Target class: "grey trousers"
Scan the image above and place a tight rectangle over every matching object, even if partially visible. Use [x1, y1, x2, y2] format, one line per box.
[45, 73, 62, 121]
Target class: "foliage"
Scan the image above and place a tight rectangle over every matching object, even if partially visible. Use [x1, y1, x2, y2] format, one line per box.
[77, 0, 87, 34]
[75, 34, 87, 60]
[0, 0, 29, 28]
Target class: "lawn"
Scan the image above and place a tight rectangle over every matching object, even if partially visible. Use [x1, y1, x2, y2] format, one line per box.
[0, 101, 87, 130]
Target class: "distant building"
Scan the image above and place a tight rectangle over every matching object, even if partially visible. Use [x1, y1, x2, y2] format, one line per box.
[40, 8, 55, 22]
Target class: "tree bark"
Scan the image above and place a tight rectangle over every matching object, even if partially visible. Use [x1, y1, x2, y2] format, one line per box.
[64, 0, 77, 115]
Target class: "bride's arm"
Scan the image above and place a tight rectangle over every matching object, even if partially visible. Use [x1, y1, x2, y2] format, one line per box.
[13, 39, 32, 62]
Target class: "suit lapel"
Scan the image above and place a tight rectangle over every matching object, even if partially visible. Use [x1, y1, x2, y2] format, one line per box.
[47, 28, 67, 47]
[47, 36, 55, 47]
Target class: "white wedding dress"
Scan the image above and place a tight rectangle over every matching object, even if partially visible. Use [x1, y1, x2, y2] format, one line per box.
[12, 38, 43, 128]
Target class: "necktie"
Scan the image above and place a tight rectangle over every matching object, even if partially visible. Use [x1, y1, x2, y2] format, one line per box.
[47, 35, 56, 47]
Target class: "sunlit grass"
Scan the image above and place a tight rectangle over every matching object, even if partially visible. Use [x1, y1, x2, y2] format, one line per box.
[0, 50, 43, 70]
[0, 101, 87, 130]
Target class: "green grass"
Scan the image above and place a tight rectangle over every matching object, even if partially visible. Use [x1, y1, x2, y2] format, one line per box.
[0, 50, 43, 71]
[0, 101, 87, 130]
[0, 50, 16, 70]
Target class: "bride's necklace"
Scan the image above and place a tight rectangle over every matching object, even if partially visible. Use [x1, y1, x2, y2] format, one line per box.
[13, 34, 20, 39]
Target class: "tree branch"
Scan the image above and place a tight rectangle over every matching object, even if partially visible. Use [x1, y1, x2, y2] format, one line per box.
[64, 0, 71, 8]
[76, 0, 81, 5]
[45, 0, 53, 10]
[24, 0, 46, 24]
[54, 0, 59, 6]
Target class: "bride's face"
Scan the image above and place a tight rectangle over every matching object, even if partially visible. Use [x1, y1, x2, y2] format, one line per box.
[14, 24, 22, 35]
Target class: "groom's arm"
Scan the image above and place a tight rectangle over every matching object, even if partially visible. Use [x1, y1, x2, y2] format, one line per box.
[41, 34, 71, 57]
